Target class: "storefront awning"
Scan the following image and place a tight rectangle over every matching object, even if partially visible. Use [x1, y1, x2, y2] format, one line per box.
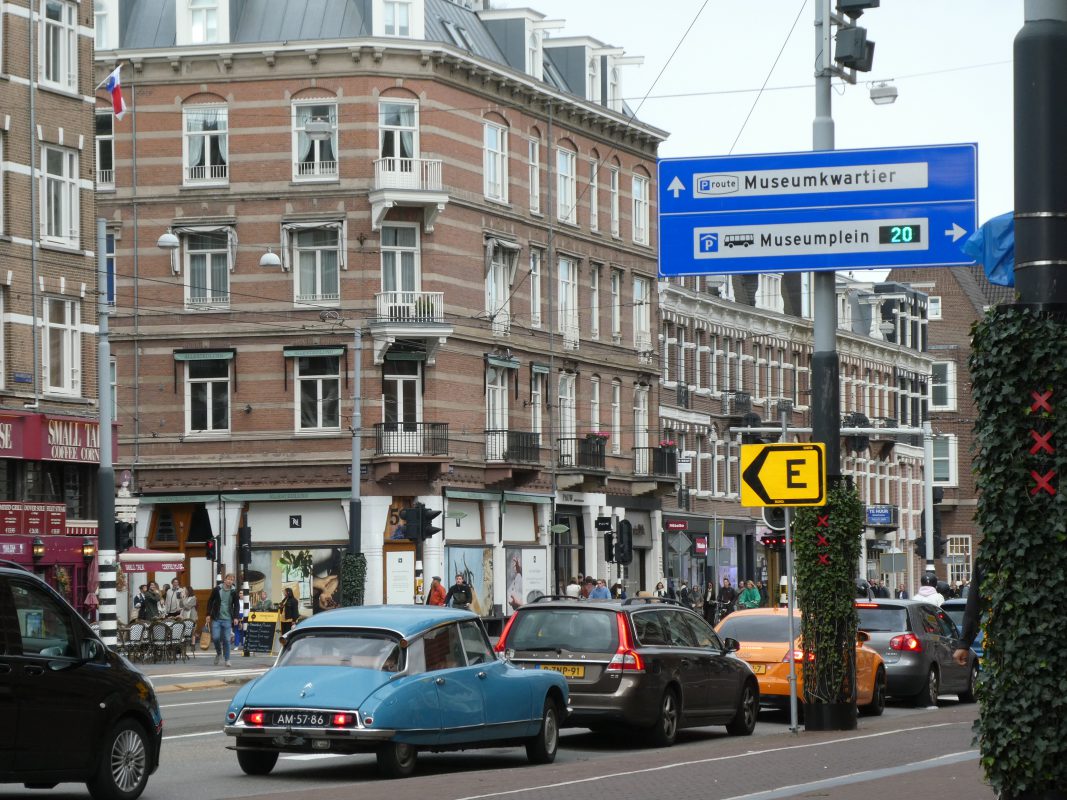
[119, 547, 185, 572]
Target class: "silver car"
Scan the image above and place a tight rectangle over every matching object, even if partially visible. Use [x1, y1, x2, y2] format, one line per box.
[855, 599, 978, 706]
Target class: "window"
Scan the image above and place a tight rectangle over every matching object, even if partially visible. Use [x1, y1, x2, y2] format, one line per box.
[609, 167, 620, 236]
[186, 358, 229, 433]
[608, 67, 622, 111]
[556, 148, 576, 224]
[610, 269, 621, 339]
[932, 435, 957, 486]
[531, 370, 544, 444]
[297, 355, 340, 430]
[422, 623, 462, 671]
[586, 56, 600, 103]
[928, 296, 942, 320]
[611, 380, 621, 454]
[632, 175, 649, 244]
[486, 365, 509, 458]
[96, 112, 114, 188]
[379, 101, 417, 169]
[757, 274, 783, 312]
[558, 373, 576, 441]
[633, 276, 651, 351]
[183, 106, 228, 184]
[590, 266, 600, 339]
[43, 297, 80, 395]
[930, 362, 956, 411]
[95, 0, 112, 50]
[189, 0, 219, 43]
[105, 232, 115, 305]
[295, 229, 340, 304]
[486, 240, 516, 335]
[484, 122, 508, 202]
[109, 358, 118, 421]
[186, 232, 229, 306]
[41, 146, 79, 248]
[946, 536, 972, 585]
[528, 138, 541, 213]
[380, 225, 419, 318]
[558, 256, 579, 348]
[293, 102, 337, 179]
[590, 376, 601, 432]
[41, 0, 78, 92]
[633, 386, 649, 450]
[384, 0, 411, 36]
[0, 135, 4, 232]
[529, 250, 542, 328]
[589, 160, 599, 231]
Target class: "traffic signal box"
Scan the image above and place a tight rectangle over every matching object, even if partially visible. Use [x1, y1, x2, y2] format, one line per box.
[238, 525, 252, 567]
[397, 503, 443, 542]
[114, 521, 134, 553]
[205, 536, 218, 562]
[615, 520, 633, 565]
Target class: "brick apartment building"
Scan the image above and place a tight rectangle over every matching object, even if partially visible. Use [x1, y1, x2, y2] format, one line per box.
[0, 0, 103, 611]
[95, 0, 670, 618]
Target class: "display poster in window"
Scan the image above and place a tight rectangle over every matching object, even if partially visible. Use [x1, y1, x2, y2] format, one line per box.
[446, 546, 494, 617]
[505, 547, 549, 614]
[248, 547, 344, 620]
[384, 548, 415, 604]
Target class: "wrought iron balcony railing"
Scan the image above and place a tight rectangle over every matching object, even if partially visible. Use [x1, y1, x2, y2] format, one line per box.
[373, 421, 448, 456]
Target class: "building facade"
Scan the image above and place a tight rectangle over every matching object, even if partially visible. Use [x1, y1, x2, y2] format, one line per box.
[95, 0, 670, 620]
[0, 0, 102, 611]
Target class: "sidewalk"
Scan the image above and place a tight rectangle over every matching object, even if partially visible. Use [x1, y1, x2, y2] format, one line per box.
[136, 649, 276, 694]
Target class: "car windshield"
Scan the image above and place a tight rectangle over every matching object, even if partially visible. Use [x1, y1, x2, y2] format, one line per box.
[718, 615, 797, 642]
[278, 633, 403, 672]
[507, 608, 618, 652]
[943, 606, 965, 629]
[856, 606, 908, 632]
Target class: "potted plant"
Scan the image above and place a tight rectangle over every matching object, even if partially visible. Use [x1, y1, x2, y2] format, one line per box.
[585, 431, 610, 441]
[659, 438, 677, 450]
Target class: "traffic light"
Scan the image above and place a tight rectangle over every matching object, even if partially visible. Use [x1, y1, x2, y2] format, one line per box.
[761, 533, 786, 550]
[114, 521, 134, 553]
[603, 532, 615, 563]
[834, 0, 878, 73]
[419, 504, 442, 540]
[238, 525, 252, 567]
[615, 519, 633, 565]
[205, 536, 217, 562]
[837, 0, 879, 17]
[397, 503, 443, 542]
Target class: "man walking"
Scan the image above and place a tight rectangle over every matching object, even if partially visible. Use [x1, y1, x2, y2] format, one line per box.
[444, 574, 473, 610]
[205, 573, 240, 667]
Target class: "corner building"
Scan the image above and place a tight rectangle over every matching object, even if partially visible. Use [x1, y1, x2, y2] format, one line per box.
[96, 0, 669, 621]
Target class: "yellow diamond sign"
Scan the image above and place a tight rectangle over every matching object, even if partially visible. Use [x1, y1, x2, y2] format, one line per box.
[740, 443, 826, 507]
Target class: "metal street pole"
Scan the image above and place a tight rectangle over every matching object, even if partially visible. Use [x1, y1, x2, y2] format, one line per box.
[922, 419, 936, 574]
[349, 326, 363, 555]
[96, 218, 117, 648]
[780, 408, 799, 734]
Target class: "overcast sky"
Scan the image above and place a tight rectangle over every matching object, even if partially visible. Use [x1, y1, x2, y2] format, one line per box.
[500, 0, 1019, 224]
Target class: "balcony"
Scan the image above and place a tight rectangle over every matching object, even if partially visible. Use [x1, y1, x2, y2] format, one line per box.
[721, 391, 752, 417]
[96, 168, 114, 188]
[368, 291, 452, 365]
[484, 429, 542, 486]
[370, 421, 450, 481]
[295, 159, 338, 179]
[370, 157, 449, 232]
[633, 446, 678, 496]
[185, 163, 228, 184]
[556, 436, 608, 490]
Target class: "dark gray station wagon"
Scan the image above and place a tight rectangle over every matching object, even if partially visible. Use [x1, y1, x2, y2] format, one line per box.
[496, 597, 758, 746]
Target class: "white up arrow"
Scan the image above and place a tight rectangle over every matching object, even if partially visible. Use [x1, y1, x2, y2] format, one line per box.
[668, 176, 686, 199]
[944, 222, 968, 242]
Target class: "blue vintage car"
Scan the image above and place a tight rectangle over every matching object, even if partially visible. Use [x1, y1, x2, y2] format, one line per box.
[224, 605, 568, 778]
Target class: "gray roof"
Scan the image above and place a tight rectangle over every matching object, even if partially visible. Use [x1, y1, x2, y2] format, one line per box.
[950, 265, 1015, 316]
[234, 0, 370, 42]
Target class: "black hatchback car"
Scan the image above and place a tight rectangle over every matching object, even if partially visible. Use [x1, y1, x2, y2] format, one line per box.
[0, 561, 163, 800]
[496, 596, 758, 746]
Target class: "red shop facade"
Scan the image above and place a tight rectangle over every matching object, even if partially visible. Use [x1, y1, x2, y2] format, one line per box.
[0, 411, 116, 616]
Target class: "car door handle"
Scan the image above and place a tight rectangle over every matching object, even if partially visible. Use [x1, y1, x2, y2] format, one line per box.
[24, 665, 45, 676]
[477, 672, 487, 679]
[435, 677, 445, 685]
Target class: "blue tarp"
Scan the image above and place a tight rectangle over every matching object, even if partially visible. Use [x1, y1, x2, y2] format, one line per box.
[962, 212, 1015, 287]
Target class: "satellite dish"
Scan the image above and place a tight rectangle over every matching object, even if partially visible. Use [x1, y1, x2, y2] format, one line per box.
[763, 506, 787, 531]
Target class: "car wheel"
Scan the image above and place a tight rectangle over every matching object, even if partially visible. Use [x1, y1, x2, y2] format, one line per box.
[376, 742, 418, 778]
[958, 661, 979, 703]
[86, 719, 151, 800]
[861, 667, 886, 716]
[645, 688, 680, 747]
[236, 747, 278, 776]
[525, 699, 560, 764]
[912, 665, 940, 707]
[725, 680, 758, 736]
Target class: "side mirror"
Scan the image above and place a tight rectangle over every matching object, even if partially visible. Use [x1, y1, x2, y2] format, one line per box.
[722, 637, 740, 653]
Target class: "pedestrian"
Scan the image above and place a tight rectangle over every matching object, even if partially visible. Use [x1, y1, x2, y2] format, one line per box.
[717, 577, 737, 618]
[756, 580, 768, 607]
[426, 576, 447, 606]
[589, 579, 611, 599]
[444, 574, 473, 609]
[953, 564, 985, 666]
[134, 584, 147, 620]
[895, 583, 909, 599]
[676, 580, 693, 608]
[205, 573, 240, 667]
[163, 578, 184, 618]
[872, 578, 890, 599]
[738, 579, 762, 609]
[564, 576, 581, 598]
[141, 582, 162, 621]
[653, 581, 667, 598]
[914, 572, 945, 607]
[253, 589, 273, 611]
[703, 582, 717, 623]
[610, 582, 627, 600]
[181, 589, 198, 629]
[233, 589, 249, 649]
[279, 587, 300, 635]
[580, 577, 595, 599]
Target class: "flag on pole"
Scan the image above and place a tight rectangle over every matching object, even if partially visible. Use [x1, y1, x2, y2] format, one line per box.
[103, 66, 127, 120]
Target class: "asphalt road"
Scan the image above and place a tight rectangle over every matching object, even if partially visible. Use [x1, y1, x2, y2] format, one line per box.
[0, 674, 995, 800]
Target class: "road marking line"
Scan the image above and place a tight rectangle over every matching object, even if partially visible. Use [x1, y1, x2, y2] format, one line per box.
[719, 750, 978, 799]
[453, 722, 963, 800]
[150, 669, 267, 679]
[160, 699, 232, 709]
[163, 731, 224, 741]
[283, 754, 348, 761]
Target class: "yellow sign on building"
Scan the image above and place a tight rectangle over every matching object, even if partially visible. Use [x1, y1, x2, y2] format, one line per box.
[740, 443, 826, 507]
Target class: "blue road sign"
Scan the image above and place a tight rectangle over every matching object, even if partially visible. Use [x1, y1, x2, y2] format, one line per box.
[658, 144, 977, 276]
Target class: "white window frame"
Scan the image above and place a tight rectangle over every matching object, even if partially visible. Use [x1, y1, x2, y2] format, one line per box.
[610, 269, 622, 340]
[558, 256, 579, 348]
[757, 273, 784, 313]
[556, 148, 577, 224]
[486, 242, 514, 335]
[930, 361, 957, 411]
[928, 296, 942, 320]
[484, 122, 509, 202]
[589, 159, 599, 231]
[0, 291, 5, 389]
[42, 297, 80, 396]
[946, 536, 972, 585]
[586, 55, 600, 103]
[183, 105, 229, 185]
[558, 373, 576, 442]
[185, 358, 230, 434]
[632, 174, 649, 244]
[609, 167, 620, 236]
[379, 100, 419, 165]
[189, 0, 219, 43]
[292, 101, 338, 180]
[293, 227, 341, 305]
[589, 266, 600, 339]
[296, 355, 341, 431]
[589, 376, 601, 433]
[40, 145, 79, 248]
[610, 380, 622, 454]
[40, 0, 78, 93]
[527, 137, 541, 213]
[633, 276, 651, 351]
[531, 372, 544, 444]
[184, 231, 230, 307]
[109, 357, 117, 421]
[529, 249, 542, 328]
[383, 0, 412, 36]
[931, 434, 958, 486]
[96, 111, 114, 189]
[1, 135, 6, 234]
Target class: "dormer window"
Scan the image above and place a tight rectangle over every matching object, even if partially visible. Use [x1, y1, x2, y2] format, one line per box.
[608, 67, 621, 111]
[587, 57, 600, 104]
[375, 0, 423, 38]
[528, 31, 542, 80]
[190, 0, 218, 43]
[385, 0, 409, 35]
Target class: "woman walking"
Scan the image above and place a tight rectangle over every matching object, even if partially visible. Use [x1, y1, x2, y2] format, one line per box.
[279, 587, 299, 634]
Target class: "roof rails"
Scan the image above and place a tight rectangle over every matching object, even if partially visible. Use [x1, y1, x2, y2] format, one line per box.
[622, 596, 683, 607]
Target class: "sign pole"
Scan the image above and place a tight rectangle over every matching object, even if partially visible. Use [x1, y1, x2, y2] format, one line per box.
[96, 218, 117, 649]
[785, 505, 798, 734]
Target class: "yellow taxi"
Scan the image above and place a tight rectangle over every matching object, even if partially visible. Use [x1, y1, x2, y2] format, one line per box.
[715, 607, 886, 715]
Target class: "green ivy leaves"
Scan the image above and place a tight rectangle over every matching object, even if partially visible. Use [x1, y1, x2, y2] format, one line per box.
[340, 552, 367, 607]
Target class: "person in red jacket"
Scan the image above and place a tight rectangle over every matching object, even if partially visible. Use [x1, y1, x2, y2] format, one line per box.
[426, 576, 447, 606]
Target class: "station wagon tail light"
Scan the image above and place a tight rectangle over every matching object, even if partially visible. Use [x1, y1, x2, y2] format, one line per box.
[786, 649, 815, 662]
[495, 614, 518, 653]
[889, 633, 923, 652]
[244, 710, 266, 726]
[855, 602, 878, 608]
[331, 713, 356, 727]
[606, 612, 645, 673]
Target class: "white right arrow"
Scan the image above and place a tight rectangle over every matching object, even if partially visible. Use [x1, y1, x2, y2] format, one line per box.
[668, 176, 686, 199]
[944, 222, 968, 242]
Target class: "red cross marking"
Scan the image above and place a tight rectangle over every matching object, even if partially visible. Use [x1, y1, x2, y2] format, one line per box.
[1031, 390, 1053, 413]
[816, 533, 830, 547]
[817, 514, 830, 528]
[1031, 470, 1056, 496]
[1030, 430, 1054, 456]
[817, 554, 831, 565]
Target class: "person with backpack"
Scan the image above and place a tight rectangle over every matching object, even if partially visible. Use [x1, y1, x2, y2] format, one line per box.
[444, 574, 473, 610]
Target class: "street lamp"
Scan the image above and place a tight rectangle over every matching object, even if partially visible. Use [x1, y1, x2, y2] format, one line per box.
[31, 537, 45, 560]
[259, 248, 281, 268]
[868, 81, 898, 105]
[82, 537, 97, 562]
[156, 229, 180, 250]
